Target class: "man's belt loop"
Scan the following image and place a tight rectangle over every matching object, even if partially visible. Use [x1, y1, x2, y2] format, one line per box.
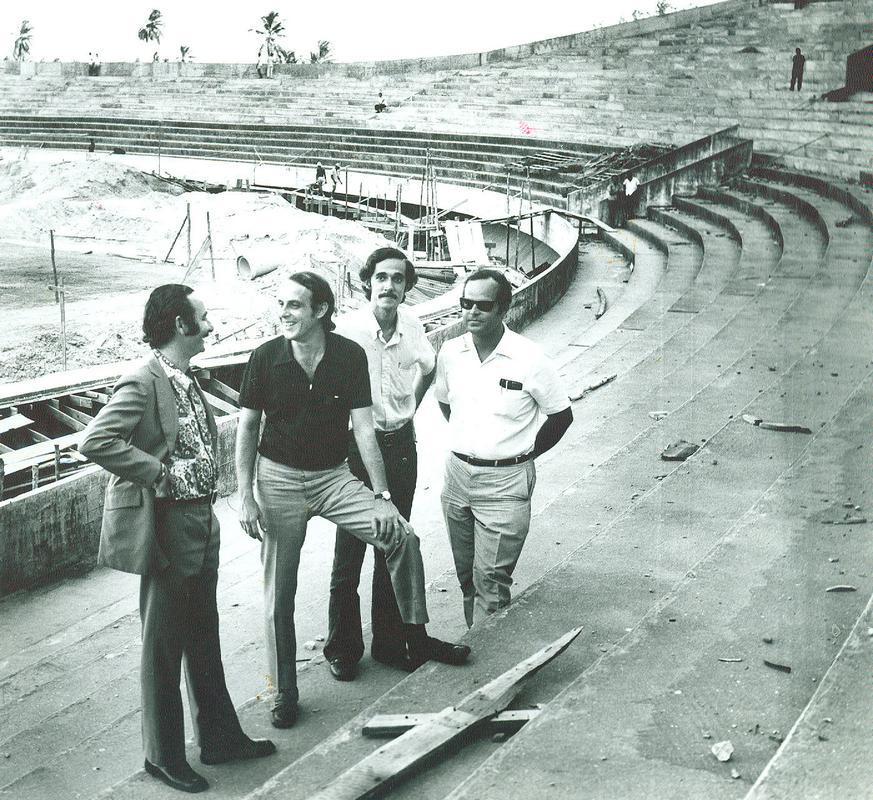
[452, 451, 533, 468]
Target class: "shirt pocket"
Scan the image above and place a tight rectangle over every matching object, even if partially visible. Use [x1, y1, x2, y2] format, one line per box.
[389, 360, 416, 399]
[493, 380, 528, 419]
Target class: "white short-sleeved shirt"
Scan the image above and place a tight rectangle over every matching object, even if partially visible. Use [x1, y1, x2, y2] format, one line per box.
[335, 305, 435, 432]
[435, 326, 570, 460]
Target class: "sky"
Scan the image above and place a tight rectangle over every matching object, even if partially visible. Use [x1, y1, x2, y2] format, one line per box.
[2, 1, 722, 64]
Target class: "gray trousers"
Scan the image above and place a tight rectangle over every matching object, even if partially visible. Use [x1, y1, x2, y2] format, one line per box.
[256, 456, 429, 700]
[441, 454, 536, 627]
[140, 499, 244, 766]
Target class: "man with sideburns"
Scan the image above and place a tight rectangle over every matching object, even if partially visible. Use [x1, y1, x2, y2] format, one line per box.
[234, 271, 469, 729]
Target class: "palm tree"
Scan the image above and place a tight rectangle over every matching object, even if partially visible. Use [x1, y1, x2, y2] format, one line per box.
[252, 11, 290, 63]
[309, 40, 332, 64]
[12, 19, 33, 62]
[138, 9, 163, 48]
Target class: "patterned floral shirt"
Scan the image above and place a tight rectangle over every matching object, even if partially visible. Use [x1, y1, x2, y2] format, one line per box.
[154, 350, 217, 500]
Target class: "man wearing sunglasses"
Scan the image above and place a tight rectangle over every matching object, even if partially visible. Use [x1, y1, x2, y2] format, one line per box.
[435, 268, 573, 627]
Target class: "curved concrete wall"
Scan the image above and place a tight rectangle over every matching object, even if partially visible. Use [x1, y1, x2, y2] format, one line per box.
[0, 201, 579, 597]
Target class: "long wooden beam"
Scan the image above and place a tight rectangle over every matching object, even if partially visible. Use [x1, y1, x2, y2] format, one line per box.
[308, 626, 583, 800]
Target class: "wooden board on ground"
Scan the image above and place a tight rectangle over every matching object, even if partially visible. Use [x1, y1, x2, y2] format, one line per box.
[308, 626, 583, 800]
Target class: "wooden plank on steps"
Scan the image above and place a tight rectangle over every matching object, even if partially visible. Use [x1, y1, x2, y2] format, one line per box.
[44, 402, 86, 432]
[307, 626, 583, 800]
[363, 708, 541, 738]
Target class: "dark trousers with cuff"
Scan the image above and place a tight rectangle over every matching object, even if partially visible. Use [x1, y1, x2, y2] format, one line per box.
[324, 422, 417, 664]
[139, 498, 244, 767]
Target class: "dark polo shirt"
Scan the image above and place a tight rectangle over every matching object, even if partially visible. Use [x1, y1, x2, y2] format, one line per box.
[239, 333, 372, 470]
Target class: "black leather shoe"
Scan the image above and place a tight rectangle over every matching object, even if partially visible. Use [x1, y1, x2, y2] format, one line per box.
[144, 759, 208, 793]
[372, 646, 416, 673]
[271, 693, 299, 729]
[200, 736, 277, 765]
[408, 636, 471, 670]
[326, 657, 357, 682]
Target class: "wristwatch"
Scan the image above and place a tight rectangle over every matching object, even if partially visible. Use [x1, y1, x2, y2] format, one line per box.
[374, 490, 392, 502]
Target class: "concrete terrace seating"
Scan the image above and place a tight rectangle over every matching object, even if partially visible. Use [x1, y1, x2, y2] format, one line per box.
[229, 168, 873, 799]
[0, 116, 612, 206]
[3, 156, 871, 796]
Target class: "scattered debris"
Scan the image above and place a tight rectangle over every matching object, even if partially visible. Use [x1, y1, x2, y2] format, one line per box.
[595, 287, 608, 319]
[314, 634, 325, 642]
[835, 216, 854, 228]
[660, 440, 699, 461]
[711, 740, 734, 762]
[648, 411, 668, 421]
[825, 584, 858, 593]
[491, 732, 508, 743]
[828, 516, 867, 525]
[731, 768, 742, 780]
[302, 640, 319, 651]
[702, 732, 712, 740]
[569, 373, 617, 401]
[763, 659, 792, 674]
[762, 636, 774, 644]
[718, 657, 744, 663]
[742, 414, 812, 434]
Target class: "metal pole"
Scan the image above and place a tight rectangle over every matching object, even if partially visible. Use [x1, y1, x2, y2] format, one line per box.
[528, 168, 536, 273]
[206, 212, 215, 281]
[59, 277, 67, 370]
[186, 202, 192, 267]
[50, 230, 59, 304]
[0, 459, 5, 498]
[53, 444, 61, 481]
[31, 464, 39, 491]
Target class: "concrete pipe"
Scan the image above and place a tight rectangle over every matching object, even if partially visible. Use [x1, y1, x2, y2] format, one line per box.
[236, 255, 279, 280]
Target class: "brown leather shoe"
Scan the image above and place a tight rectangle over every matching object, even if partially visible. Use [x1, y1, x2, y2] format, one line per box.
[144, 759, 208, 793]
[200, 736, 277, 765]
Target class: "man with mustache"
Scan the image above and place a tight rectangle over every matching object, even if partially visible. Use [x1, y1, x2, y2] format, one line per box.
[235, 271, 470, 729]
[81, 284, 275, 794]
[323, 247, 437, 680]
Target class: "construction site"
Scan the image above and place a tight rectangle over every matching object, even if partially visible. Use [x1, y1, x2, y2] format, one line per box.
[1, 0, 873, 797]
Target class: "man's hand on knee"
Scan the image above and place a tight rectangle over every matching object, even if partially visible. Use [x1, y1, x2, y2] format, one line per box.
[372, 499, 402, 546]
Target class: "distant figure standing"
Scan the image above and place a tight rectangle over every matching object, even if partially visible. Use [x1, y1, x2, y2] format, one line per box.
[374, 92, 387, 113]
[256, 48, 266, 79]
[607, 177, 624, 228]
[95, 53, 102, 76]
[315, 161, 327, 192]
[265, 49, 275, 79]
[790, 47, 806, 91]
[329, 163, 342, 194]
[622, 173, 641, 221]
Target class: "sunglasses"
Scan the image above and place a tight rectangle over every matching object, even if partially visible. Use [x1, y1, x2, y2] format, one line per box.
[460, 297, 497, 312]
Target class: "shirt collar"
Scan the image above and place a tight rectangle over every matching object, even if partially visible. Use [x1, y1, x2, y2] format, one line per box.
[369, 309, 404, 345]
[270, 332, 335, 366]
[460, 324, 510, 360]
[154, 349, 194, 388]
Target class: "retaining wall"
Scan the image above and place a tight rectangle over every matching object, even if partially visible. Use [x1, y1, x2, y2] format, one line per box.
[0, 209, 579, 597]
